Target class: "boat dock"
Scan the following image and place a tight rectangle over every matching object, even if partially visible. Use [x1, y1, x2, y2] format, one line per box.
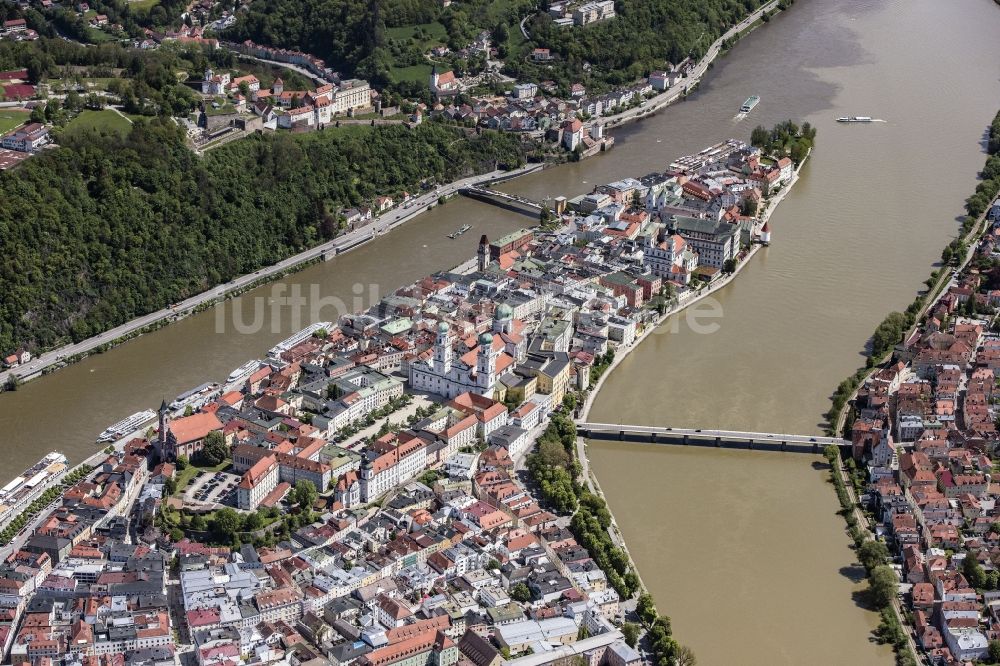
[0, 452, 68, 532]
[267, 322, 332, 359]
[669, 139, 747, 173]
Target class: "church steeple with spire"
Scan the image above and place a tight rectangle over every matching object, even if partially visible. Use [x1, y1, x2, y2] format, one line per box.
[157, 398, 170, 461]
[477, 234, 490, 272]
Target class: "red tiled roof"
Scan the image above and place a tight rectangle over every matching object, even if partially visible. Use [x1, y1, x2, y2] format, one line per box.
[169, 412, 222, 445]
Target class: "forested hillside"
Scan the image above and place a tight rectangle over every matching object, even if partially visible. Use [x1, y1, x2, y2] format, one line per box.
[224, 0, 382, 77]
[224, 0, 532, 88]
[0, 121, 528, 353]
[226, 0, 775, 92]
[0, 0, 189, 44]
[513, 0, 772, 89]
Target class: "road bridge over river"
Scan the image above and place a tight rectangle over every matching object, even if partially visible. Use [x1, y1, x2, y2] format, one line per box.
[575, 422, 848, 454]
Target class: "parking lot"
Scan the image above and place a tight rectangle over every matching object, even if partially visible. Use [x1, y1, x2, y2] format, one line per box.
[183, 470, 240, 508]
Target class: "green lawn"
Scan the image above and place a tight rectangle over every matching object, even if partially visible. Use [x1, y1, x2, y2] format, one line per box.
[481, 0, 522, 23]
[386, 22, 448, 50]
[81, 77, 119, 89]
[0, 110, 30, 135]
[390, 63, 434, 85]
[63, 109, 133, 137]
[205, 104, 238, 117]
[507, 24, 527, 54]
[128, 0, 161, 12]
[299, 124, 377, 143]
[86, 26, 112, 43]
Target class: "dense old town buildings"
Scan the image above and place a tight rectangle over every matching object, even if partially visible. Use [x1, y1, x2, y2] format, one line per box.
[848, 195, 1000, 664]
[0, 138, 794, 666]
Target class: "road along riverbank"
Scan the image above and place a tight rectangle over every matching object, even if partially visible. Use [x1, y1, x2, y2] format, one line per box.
[562, 149, 810, 661]
[2, 19, 998, 665]
[0, 162, 544, 390]
[822, 111, 1000, 666]
[0, 0, 795, 391]
[579, 150, 808, 423]
[597, 0, 785, 133]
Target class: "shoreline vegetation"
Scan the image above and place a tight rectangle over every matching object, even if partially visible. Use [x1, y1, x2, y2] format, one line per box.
[828, 109, 1000, 437]
[525, 411, 695, 665]
[822, 444, 916, 666]
[0, 0, 795, 391]
[822, 109, 1000, 666]
[538, 124, 814, 665]
[225, 0, 793, 96]
[0, 120, 530, 376]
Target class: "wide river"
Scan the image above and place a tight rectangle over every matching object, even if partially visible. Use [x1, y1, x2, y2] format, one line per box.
[3, 0, 1000, 662]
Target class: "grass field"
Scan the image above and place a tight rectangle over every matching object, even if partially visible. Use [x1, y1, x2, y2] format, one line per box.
[390, 63, 434, 85]
[385, 22, 448, 86]
[0, 110, 30, 135]
[127, 0, 160, 12]
[386, 21, 449, 50]
[300, 124, 377, 142]
[63, 109, 133, 137]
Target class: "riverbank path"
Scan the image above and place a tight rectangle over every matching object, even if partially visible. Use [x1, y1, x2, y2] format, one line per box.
[0, 163, 542, 388]
[601, 0, 781, 131]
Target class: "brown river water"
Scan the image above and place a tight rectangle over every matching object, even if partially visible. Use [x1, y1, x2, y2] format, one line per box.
[2, 0, 1000, 662]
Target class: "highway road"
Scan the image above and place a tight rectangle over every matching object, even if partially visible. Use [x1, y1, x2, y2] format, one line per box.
[0, 162, 542, 388]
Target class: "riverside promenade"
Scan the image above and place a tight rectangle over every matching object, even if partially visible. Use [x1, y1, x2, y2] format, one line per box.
[578, 150, 808, 424]
[597, 0, 783, 133]
[0, 162, 544, 388]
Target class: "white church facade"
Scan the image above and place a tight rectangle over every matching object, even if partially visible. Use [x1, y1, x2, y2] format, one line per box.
[408, 305, 524, 399]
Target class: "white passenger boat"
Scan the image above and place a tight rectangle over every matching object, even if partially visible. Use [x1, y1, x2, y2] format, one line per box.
[97, 410, 156, 443]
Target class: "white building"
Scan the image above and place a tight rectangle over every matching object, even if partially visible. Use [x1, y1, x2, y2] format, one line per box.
[511, 83, 538, 100]
[945, 627, 988, 661]
[643, 232, 698, 285]
[871, 432, 895, 468]
[237, 455, 279, 510]
[607, 316, 636, 346]
[201, 68, 231, 95]
[573, 0, 615, 26]
[333, 79, 372, 115]
[327, 369, 404, 431]
[408, 316, 516, 400]
[671, 215, 739, 269]
[359, 435, 428, 502]
[1, 123, 49, 153]
[277, 105, 315, 129]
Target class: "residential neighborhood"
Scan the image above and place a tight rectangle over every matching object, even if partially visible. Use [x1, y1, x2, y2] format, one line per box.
[0, 137, 794, 666]
[425, 60, 695, 140]
[847, 194, 1000, 664]
[0, 0, 707, 167]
